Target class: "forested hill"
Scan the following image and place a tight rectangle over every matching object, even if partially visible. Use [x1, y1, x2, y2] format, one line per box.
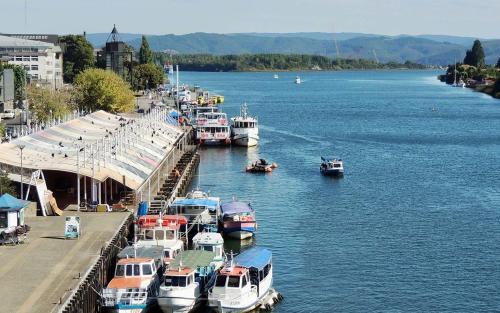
[154, 53, 429, 72]
[86, 32, 500, 66]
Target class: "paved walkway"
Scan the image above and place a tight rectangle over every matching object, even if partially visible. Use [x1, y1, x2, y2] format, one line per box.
[0, 211, 130, 313]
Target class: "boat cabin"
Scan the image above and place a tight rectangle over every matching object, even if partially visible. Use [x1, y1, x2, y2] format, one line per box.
[192, 232, 224, 262]
[232, 120, 257, 129]
[113, 258, 157, 281]
[164, 267, 196, 288]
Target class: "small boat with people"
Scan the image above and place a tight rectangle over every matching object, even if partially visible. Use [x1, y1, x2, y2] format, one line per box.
[320, 156, 344, 176]
[208, 247, 282, 313]
[219, 201, 257, 240]
[102, 257, 162, 313]
[295, 76, 301, 84]
[245, 159, 278, 173]
[273, 74, 279, 79]
[157, 250, 220, 313]
[231, 104, 259, 147]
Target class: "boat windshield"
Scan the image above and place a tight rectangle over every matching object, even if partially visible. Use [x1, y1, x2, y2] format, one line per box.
[227, 276, 240, 288]
[165, 276, 187, 287]
[215, 275, 226, 287]
[199, 245, 214, 252]
[115, 265, 125, 277]
[333, 164, 341, 168]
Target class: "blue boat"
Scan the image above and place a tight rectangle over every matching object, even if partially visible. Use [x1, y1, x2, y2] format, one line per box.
[169, 190, 220, 226]
[220, 201, 257, 240]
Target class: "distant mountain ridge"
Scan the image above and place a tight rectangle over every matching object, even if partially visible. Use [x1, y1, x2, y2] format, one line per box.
[85, 32, 500, 66]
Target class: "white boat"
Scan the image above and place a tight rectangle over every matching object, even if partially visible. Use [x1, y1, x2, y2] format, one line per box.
[273, 74, 279, 79]
[169, 189, 221, 225]
[231, 104, 259, 147]
[102, 257, 161, 313]
[208, 247, 281, 313]
[295, 76, 301, 84]
[320, 157, 344, 176]
[158, 250, 220, 313]
[195, 111, 231, 145]
[192, 231, 225, 269]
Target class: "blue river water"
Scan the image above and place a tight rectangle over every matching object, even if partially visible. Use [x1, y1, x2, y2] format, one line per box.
[180, 70, 500, 312]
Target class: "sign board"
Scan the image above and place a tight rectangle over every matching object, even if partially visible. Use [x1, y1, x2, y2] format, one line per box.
[64, 216, 81, 239]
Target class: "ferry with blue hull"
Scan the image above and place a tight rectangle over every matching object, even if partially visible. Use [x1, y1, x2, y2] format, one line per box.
[208, 247, 281, 313]
[220, 201, 257, 240]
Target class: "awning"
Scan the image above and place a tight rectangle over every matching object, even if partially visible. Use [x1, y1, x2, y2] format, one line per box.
[235, 247, 272, 270]
[0, 193, 29, 211]
[221, 201, 253, 216]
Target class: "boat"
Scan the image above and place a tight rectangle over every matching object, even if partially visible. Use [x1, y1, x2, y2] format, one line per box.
[158, 250, 220, 313]
[231, 104, 259, 147]
[452, 61, 466, 88]
[169, 189, 220, 226]
[320, 157, 344, 176]
[295, 76, 301, 84]
[245, 159, 278, 173]
[273, 74, 279, 79]
[192, 231, 225, 269]
[208, 247, 282, 313]
[195, 111, 231, 145]
[219, 201, 257, 240]
[102, 257, 162, 313]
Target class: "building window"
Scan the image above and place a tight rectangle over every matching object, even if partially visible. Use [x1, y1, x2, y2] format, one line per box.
[23, 56, 30, 61]
[32, 56, 38, 61]
[46, 71, 53, 75]
[15, 56, 22, 61]
[24, 65, 30, 71]
[31, 65, 38, 71]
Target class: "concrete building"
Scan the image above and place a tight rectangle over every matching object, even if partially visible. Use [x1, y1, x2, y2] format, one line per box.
[0, 68, 15, 111]
[0, 35, 63, 88]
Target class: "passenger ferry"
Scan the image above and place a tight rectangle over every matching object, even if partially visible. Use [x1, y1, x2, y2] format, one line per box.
[169, 190, 220, 226]
[320, 157, 344, 177]
[219, 201, 257, 240]
[231, 104, 259, 147]
[195, 111, 231, 145]
[157, 250, 220, 313]
[102, 257, 161, 313]
[208, 247, 281, 313]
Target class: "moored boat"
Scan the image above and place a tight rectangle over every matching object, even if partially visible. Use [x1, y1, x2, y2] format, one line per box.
[195, 111, 231, 145]
[102, 257, 161, 313]
[192, 231, 225, 269]
[208, 247, 281, 313]
[219, 201, 257, 240]
[158, 250, 219, 313]
[231, 104, 259, 147]
[320, 156, 344, 176]
[169, 189, 220, 226]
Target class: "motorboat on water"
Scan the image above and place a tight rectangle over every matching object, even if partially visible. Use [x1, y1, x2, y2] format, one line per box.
[192, 231, 225, 269]
[169, 190, 221, 226]
[295, 76, 301, 84]
[157, 250, 220, 313]
[320, 157, 344, 176]
[231, 104, 259, 147]
[245, 159, 278, 173]
[208, 247, 282, 313]
[195, 111, 231, 145]
[102, 257, 162, 313]
[219, 201, 257, 240]
[273, 74, 279, 79]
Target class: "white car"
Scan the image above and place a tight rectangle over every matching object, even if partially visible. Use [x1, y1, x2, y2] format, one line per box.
[1, 110, 15, 119]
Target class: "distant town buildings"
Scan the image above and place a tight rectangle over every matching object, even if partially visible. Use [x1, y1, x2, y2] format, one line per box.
[0, 34, 63, 89]
[0, 68, 15, 111]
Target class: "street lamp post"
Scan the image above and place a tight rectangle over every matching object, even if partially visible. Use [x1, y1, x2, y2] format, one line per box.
[18, 145, 25, 200]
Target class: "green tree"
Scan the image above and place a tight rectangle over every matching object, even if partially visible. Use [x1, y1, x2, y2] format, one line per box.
[133, 63, 164, 90]
[0, 171, 17, 197]
[138, 35, 153, 64]
[27, 85, 74, 123]
[463, 40, 485, 68]
[59, 35, 96, 83]
[73, 68, 134, 113]
[496, 57, 500, 69]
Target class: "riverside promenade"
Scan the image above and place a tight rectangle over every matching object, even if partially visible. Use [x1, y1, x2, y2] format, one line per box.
[0, 211, 130, 313]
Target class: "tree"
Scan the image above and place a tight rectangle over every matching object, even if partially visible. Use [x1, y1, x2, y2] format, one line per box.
[73, 68, 134, 113]
[0, 171, 17, 197]
[463, 40, 485, 68]
[27, 85, 74, 123]
[138, 35, 153, 64]
[133, 63, 164, 90]
[496, 57, 500, 69]
[2, 64, 27, 100]
[59, 35, 96, 83]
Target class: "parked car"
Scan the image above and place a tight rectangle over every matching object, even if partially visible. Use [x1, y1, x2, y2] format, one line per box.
[0, 110, 15, 119]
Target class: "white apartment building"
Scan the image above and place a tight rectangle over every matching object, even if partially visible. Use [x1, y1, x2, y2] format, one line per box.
[0, 35, 63, 88]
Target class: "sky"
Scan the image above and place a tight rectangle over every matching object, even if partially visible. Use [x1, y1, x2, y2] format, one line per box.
[1, 0, 499, 38]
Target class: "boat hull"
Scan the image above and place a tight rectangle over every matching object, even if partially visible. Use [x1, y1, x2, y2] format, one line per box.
[158, 296, 197, 313]
[232, 134, 259, 147]
[320, 168, 344, 176]
[222, 221, 256, 239]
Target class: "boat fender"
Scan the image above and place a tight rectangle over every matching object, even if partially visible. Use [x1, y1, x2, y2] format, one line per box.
[273, 297, 279, 304]
[265, 304, 272, 311]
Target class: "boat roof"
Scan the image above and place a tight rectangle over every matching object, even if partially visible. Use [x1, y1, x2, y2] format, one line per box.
[171, 198, 219, 210]
[170, 250, 216, 269]
[192, 232, 224, 245]
[108, 277, 146, 289]
[137, 215, 188, 226]
[221, 201, 253, 215]
[118, 246, 164, 260]
[235, 247, 272, 270]
[220, 265, 248, 276]
[165, 267, 195, 276]
[117, 257, 154, 265]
